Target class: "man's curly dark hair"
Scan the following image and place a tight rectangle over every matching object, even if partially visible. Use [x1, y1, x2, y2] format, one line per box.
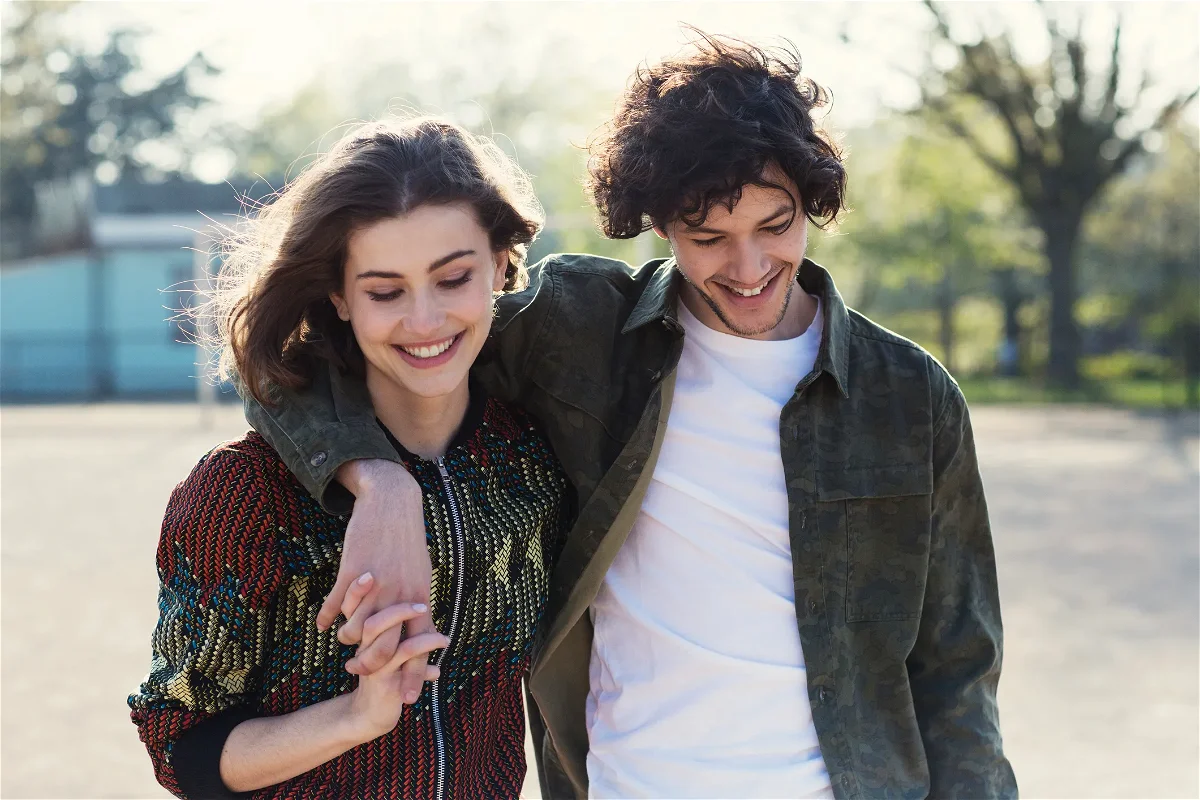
[587, 29, 847, 239]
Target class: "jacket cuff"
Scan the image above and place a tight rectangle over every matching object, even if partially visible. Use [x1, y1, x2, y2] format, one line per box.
[245, 397, 402, 515]
[171, 707, 259, 799]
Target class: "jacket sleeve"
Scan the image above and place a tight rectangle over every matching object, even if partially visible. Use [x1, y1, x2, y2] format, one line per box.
[128, 445, 286, 799]
[907, 370, 1018, 798]
[242, 256, 559, 514]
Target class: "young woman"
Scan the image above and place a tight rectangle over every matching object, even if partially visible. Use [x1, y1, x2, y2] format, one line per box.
[128, 118, 571, 799]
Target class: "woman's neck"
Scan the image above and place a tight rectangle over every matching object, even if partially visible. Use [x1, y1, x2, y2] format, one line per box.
[366, 369, 471, 460]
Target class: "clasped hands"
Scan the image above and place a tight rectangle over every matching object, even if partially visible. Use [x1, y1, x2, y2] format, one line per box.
[324, 572, 446, 740]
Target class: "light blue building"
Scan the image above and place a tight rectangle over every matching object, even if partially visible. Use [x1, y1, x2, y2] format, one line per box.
[1, 180, 249, 401]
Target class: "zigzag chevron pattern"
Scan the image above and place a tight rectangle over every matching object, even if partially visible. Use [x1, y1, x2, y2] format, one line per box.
[129, 398, 568, 799]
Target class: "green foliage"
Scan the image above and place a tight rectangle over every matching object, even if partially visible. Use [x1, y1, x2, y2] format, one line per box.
[224, 11, 674, 267]
[1081, 351, 1173, 382]
[959, 375, 1194, 410]
[919, 1, 1199, 388]
[816, 110, 1041, 373]
[1081, 127, 1200, 338]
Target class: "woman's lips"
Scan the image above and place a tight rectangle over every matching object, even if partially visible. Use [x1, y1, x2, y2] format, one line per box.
[392, 332, 464, 369]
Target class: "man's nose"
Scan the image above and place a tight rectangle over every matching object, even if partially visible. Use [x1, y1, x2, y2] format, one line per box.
[727, 238, 771, 285]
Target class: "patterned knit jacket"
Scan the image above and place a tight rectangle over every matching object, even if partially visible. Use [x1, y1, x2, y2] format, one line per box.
[129, 393, 570, 800]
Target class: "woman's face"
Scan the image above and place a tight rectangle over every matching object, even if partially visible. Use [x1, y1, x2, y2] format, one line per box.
[332, 202, 508, 403]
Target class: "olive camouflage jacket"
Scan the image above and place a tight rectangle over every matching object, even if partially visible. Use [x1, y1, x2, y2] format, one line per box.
[245, 255, 1017, 799]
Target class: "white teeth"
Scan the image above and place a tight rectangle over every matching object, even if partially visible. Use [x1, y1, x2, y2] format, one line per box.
[400, 337, 455, 359]
[730, 284, 765, 297]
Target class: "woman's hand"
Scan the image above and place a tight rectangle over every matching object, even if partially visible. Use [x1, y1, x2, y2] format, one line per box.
[219, 596, 446, 793]
[337, 573, 431, 676]
[341, 600, 448, 742]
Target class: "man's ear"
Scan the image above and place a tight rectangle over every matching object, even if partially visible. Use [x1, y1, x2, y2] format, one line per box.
[652, 225, 669, 241]
[330, 293, 351, 322]
[492, 250, 510, 292]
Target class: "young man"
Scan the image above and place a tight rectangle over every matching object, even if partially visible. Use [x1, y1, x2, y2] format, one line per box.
[246, 33, 1016, 799]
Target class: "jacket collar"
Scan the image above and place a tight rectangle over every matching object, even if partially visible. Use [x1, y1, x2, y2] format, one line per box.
[622, 257, 682, 333]
[622, 256, 850, 397]
[798, 259, 851, 398]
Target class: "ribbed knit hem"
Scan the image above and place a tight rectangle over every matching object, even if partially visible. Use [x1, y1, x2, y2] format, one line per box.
[171, 707, 258, 799]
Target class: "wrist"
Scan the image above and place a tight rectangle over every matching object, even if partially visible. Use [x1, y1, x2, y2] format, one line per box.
[330, 693, 382, 748]
[338, 459, 417, 499]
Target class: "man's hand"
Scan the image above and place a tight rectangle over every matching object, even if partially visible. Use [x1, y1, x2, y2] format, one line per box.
[320, 458, 436, 705]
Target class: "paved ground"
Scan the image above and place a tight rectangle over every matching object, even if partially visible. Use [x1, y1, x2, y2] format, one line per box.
[1, 403, 1197, 799]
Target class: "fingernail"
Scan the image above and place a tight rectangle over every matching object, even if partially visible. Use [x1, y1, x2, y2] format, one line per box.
[412, 603, 427, 612]
[357, 573, 373, 585]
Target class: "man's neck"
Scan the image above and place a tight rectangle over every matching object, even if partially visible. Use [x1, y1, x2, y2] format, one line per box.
[771, 289, 819, 340]
[367, 370, 470, 460]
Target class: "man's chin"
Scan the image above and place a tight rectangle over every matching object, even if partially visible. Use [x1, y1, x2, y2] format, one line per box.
[721, 312, 786, 338]
[707, 288, 793, 336]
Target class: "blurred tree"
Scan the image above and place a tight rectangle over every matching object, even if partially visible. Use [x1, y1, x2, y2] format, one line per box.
[226, 14, 667, 266]
[0, 0, 217, 257]
[823, 112, 1040, 374]
[919, 0, 1198, 387]
[1080, 126, 1200, 406]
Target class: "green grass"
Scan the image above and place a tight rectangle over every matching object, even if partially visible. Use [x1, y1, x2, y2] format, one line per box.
[958, 377, 1199, 410]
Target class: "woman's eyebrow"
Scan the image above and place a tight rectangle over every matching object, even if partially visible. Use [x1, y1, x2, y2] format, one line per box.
[356, 249, 477, 281]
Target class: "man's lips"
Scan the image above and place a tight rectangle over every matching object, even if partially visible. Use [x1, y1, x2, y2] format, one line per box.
[713, 266, 787, 306]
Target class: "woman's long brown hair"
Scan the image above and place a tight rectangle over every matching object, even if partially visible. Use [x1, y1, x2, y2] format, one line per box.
[207, 117, 543, 406]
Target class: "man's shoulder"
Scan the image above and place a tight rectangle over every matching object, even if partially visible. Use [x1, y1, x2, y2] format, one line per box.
[844, 308, 960, 405]
[533, 252, 665, 302]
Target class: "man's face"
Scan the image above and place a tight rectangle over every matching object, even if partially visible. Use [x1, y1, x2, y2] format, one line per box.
[662, 170, 809, 340]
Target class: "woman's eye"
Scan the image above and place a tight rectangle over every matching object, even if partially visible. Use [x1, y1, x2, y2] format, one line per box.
[366, 289, 403, 302]
[440, 273, 472, 289]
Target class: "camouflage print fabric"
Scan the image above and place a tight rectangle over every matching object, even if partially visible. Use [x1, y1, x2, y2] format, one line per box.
[246, 255, 1018, 799]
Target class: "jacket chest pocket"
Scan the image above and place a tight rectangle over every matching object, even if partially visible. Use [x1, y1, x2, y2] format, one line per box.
[817, 464, 932, 623]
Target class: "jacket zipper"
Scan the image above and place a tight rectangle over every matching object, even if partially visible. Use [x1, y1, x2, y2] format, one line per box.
[430, 457, 468, 800]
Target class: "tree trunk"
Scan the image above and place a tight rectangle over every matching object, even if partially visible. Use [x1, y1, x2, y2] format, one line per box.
[938, 268, 955, 375]
[994, 267, 1024, 377]
[1041, 214, 1083, 389]
[1182, 321, 1200, 409]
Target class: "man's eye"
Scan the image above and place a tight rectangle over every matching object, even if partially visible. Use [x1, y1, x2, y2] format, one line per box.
[765, 223, 790, 235]
[440, 273, 472, 289]
[366, 289, 403, 301]
[692, 237, 721, 248]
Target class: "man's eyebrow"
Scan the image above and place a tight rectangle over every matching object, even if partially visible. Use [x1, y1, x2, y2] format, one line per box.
[683, 204, 794, 235]
[355, 249, 477, 280]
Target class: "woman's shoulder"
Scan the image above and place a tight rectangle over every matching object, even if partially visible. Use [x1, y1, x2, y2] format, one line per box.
[163, 431, 318, 543]
[178, 431, 297, 493]
[158, 432, 307, 590]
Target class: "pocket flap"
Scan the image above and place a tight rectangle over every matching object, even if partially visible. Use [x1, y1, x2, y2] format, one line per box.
[816, 463, 932, 501]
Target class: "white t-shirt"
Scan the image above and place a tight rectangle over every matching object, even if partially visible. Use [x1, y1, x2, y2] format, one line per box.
[586, 297, 833, 799]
